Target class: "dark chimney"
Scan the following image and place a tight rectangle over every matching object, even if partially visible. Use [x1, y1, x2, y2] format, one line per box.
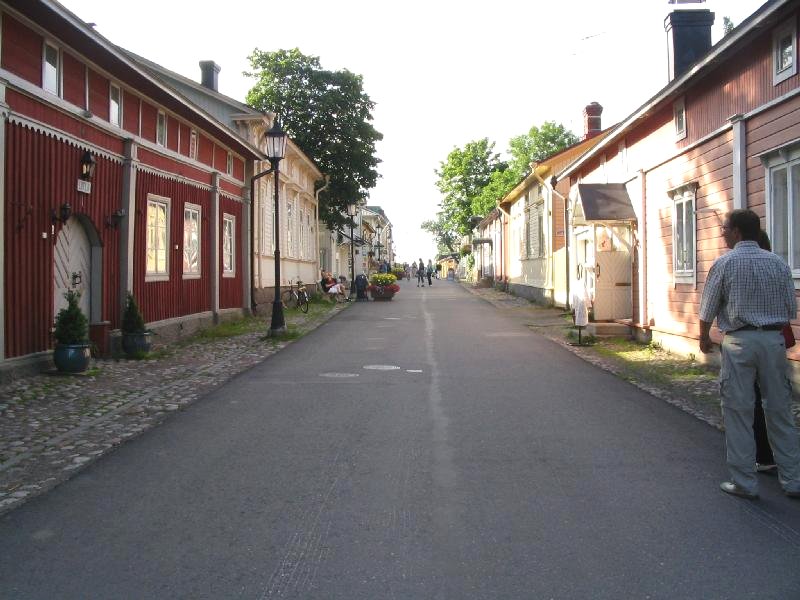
[664, 9, 715, 81]
[199, 61, 221, 92]
[583, 102, 603, 140]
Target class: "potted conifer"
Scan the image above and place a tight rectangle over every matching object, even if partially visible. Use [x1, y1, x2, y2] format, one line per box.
[52, 289, 91, 373]
[121, 292, 152, 357]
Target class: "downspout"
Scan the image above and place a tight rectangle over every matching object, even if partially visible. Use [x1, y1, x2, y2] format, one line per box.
[639, 169, 648, 330]
[314, 175, 330, 274]
[549, 175, 570, 312]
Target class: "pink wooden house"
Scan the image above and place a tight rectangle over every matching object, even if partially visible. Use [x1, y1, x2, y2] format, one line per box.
[558, 1, 800, 376]
[0, 0, 262, 376]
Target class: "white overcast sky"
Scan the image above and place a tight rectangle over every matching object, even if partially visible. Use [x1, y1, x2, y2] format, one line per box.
[60, 0, 764, 262]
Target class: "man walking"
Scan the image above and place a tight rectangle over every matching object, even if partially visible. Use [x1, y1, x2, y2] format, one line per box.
[699, 209, 800, 499]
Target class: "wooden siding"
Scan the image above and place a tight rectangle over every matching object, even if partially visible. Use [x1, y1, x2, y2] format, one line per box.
[198, 134, 213, 167]
[87, 69, 109, 122]
[137, 147, 212, 187]
[62, 52, 84, 108]
[133, 171, 212, 322]
[219, 197, 243, 309]
[233, 157, 244, 181]
[5, 122, 123, 357]
[140, 101, 157, 143]
[214, 145, 227, 173]
[167, 116, 179, 153]
[122, 91, 139, 135]
[1, 14, 41, 86]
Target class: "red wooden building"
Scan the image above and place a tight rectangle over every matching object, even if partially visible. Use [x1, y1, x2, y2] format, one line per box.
[558, 1, 800, 377]
[0, 0, 262, 375]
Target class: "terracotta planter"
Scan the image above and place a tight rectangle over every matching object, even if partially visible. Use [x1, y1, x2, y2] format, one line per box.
[369, 287, 396, 301]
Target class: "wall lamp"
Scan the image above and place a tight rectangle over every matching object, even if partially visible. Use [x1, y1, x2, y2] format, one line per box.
[80, 150, 97, 181]
[51, 202, 72, 224]
[105, 208, 127, 228]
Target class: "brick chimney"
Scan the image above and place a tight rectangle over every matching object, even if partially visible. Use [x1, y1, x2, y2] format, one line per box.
[664, 9, 715, 81]
[583, 102, 603, 140]
[199, 60, 221, 92]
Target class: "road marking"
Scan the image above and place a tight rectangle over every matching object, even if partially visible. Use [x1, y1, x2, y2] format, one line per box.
[363, 365, 401, 370]
[319, 372, 359, 378]
[383, 317, 401, 320]
[406, 369, 423, 373]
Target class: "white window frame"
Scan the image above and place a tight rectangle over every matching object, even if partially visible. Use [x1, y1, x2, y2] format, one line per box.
[222, 213, 236, 277]
[42, 40, 61, 97]
[109, 82, 122, 127]
[189, 129, 198, 160]
[182, 203, 202, 279]
[670, 184, 697, 285]
[773, 22, 797, 85]
[226, 152, 233, 176]
[673, 97, 687, 141]
[763, 143, 800, 282]
[156, 110, 167, 147]
[146, 194, 171, 282]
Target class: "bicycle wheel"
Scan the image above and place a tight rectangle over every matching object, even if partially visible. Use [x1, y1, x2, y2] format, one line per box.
[282, 289, 298, 309]
[298, 291, 309, 313]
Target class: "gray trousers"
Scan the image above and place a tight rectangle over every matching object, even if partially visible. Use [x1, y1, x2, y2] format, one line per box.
[720, 330, 800, 494]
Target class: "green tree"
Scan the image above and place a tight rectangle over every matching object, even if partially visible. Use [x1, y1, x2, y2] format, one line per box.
[245, 48, 383, 228]
[507, 121, 579, 177]
[435, 138, 503, 238]
[722, 16, 735, 36]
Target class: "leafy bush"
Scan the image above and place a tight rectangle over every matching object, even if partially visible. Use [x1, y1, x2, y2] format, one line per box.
[369, 273, 397, 286]
[122, 292, 146, 334]
[54, 290, 88, 345]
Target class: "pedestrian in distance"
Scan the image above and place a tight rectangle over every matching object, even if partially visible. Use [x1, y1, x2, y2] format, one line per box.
[417, 258, 426, 287]
[411, 262, 418, 282]
[426, 259, 433, 286]
[699, 209, 800, 499]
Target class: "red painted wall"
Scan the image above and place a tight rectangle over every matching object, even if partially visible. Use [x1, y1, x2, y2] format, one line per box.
[140, 101, 157, 142]
[233, 157, 244, 181]
[4, 122, 123, 358]
[198, 134, 213, 167]
[214, 145, 227, 173]
[122, 91, 139, 135]
[219, 196, 243, 309]
[1, 15, 41, 86]
[88, 69, 109, 122]
[62, 52, 84, 108]
[133, 171, 213, 322]
[167, 116, 179, 153]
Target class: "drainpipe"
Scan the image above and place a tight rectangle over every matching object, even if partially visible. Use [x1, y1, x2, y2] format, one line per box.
[314, 175, 330, 274]
[550, 175, 570, 312]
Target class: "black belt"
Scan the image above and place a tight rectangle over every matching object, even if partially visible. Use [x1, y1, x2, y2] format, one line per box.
[734, 324, 784, 331]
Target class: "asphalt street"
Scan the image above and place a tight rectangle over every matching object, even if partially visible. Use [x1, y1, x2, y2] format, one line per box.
[1, 279, 800, 599]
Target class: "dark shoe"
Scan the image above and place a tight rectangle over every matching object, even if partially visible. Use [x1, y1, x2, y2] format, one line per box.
[785, 489, 800, 499]
[756, 462, 777, 473]
[720, 481, 758, 499]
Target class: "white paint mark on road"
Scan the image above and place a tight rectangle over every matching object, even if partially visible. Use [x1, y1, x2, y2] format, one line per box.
[319, 372, 359, 378]
[383, 317, 402, 320]
[363, 365, 401, 371]
[406, 369, 423, 373]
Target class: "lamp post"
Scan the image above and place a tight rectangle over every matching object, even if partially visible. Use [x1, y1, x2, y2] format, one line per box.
[347, 202, 357, 299]
[376, 224, 383, 264]
[264, 119, 288, 335]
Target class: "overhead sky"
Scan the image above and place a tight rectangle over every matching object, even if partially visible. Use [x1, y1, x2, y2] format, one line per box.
[60, 0, 764, 263]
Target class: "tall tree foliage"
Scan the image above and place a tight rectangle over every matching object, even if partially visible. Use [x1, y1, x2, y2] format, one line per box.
[425, 122, 578, 254]
[245, 48, 383, 228]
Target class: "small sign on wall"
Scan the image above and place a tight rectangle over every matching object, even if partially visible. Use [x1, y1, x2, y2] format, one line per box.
[77, 179, 91, 194]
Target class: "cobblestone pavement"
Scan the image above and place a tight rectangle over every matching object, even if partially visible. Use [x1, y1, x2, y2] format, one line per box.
[462, 283, 800, 432]
[0, 303, 347, 516]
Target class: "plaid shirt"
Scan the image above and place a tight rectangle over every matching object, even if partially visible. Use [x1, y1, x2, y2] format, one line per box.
[699, 241, 797, 332]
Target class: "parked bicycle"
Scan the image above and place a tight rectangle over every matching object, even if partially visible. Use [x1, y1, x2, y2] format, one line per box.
[281, 279, 309, 313]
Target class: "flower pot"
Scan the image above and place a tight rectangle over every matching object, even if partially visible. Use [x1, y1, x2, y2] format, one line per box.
[53, 343, 91, 373]
[122, 332, 153, 356]
[369, 287, 395, 301]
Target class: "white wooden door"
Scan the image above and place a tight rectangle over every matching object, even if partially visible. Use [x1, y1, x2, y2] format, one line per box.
[594, 251, 631, 320]
[53, 217, 90, 321]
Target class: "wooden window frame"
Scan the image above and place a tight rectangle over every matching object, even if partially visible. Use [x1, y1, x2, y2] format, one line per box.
[189, 129, 198, 160]
[156, 110, 167, 147]
[146, 194, 171, 282]
[226, 152, 233, 176]
[109, 82, 122, 127]
[182, 203, 202, 279]
[670, 185, 697, 285]
[773, 21, 797, 85]
[763, 144, 800, 282]
[222, 213, 236, 277]
[673, 96, 687, 141]
[42, 40, 61, 97]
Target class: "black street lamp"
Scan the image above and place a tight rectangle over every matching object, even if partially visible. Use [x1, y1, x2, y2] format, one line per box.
[262, 119, 288, 335]
[347, 202, 357, 299]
